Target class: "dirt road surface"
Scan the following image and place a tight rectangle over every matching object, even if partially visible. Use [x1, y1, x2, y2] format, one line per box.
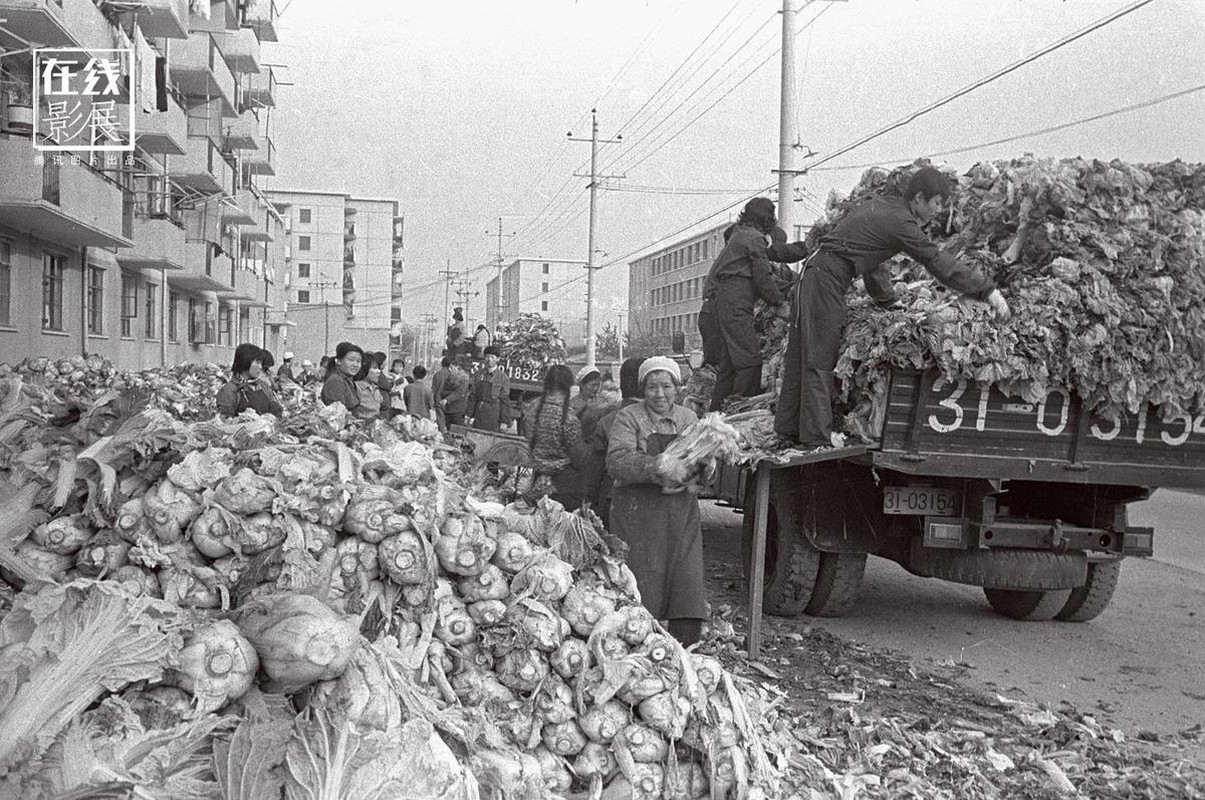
[700, 488, 1205, 761]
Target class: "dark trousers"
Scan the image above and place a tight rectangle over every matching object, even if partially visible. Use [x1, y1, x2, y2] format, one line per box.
[709, 279, 763, 411]
[697, 297, 724, 370]
[774, 255, 853, 445]
[445, 411, 465, 427]
[710, 363, 761, 411]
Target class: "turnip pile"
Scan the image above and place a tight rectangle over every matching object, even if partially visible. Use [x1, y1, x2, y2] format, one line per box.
[0, 366, 780, 799]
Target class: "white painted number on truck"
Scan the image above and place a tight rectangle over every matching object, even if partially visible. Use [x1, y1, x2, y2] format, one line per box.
[926, 379, 1204, 447]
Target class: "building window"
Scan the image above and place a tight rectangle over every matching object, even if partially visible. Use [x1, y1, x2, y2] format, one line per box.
[120, 274, 138, 338]
[188, 298, 199, 342]
[541, 300, 548, 312]
[298, 290, 310, 303]
[542, 263, 549, 274]
[541, 282, 549, 293]
[218, 305, 231, 346]
[0, 240, 11, 327]
[145, 282, 158, 339]
[86, 265, 104, 334]
[42, 253, 65, 331]
[299, 208, 312, 224]
[298, 262, 311, 278]
[298, 235, 311, 251]
[169, 291, 180, 342]
[702, 240, 708, 259]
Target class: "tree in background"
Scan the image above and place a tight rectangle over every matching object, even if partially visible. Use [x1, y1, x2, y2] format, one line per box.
[623, 330, 666, 359]
[596, 322, 621, 360]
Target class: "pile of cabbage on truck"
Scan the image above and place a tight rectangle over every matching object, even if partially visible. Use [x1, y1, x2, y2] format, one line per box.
[0, 364, 775, 800]
[755, 156, 1205, 442]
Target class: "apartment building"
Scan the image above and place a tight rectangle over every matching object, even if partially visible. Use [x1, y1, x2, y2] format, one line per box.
[265, 190, 403, 364]
[485, 257, 588, 350]
[0, 0, 288, 369]
[627, 222, 728, 351]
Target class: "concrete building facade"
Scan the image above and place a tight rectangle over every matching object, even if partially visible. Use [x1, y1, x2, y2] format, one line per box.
[485, 257, 587, 350]
[627, 222, 728, 351]
[0, 0, 291, 369]
[264, 190, 402, 365]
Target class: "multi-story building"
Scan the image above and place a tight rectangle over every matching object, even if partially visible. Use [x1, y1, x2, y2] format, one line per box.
[485, 257, 588, 350]
[627, 222, 728, 351]
[264, 190, 403, 364]
[0, 0, 287, 369]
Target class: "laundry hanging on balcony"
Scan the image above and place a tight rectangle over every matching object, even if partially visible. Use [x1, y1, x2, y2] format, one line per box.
[190, 0, 211, 21]
[134, 27, 156, 115]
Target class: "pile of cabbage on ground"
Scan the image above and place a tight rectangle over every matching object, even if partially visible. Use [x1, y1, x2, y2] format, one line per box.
[0, 367, 778, 799]
[756, 156, 1205, 441]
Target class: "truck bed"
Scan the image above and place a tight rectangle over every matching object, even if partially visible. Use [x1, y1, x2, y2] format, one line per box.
[874, 370, 1205, 488]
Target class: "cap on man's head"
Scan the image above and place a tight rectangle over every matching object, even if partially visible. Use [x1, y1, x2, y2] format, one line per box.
[575, 366, 601, 385]
[283, 351, 294, 360]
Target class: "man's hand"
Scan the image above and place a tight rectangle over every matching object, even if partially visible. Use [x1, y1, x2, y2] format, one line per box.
[987, 288, 1011, 320]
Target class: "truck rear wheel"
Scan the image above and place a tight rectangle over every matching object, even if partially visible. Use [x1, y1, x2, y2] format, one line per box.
[804, 551, 867, 617]
[984, 588, 1074, 621]
[742, 496, 820, 617]
[1056, 560, 1122, 622]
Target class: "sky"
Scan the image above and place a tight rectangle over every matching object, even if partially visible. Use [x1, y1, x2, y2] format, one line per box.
[257, 0, 1205, 336]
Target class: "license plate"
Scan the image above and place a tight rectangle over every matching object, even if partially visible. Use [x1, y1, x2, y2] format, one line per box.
[882, 487, 958, 516]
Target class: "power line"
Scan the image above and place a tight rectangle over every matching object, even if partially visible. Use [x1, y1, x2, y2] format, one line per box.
[802, 0, 1158, 174]
[812, 82, 1205, 173]
[591, 0, 686, 110]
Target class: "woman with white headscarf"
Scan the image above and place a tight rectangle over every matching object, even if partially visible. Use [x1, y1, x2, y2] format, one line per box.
[605, 356, 707, 646]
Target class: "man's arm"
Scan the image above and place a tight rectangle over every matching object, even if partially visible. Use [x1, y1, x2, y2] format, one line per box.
[743, 236, 786, 306]
[892, 218, 995, 300]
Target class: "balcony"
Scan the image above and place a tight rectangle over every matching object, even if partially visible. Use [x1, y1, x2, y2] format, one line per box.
[221, 188, 257, 225]
[117, 213, 187, 272]
[0, 135, 130, 247]
[222, 110, 259, 151]
[241, 65, 275, 110]
[172, 240, 235, 293]
[344, 222, 356, 242]
[0, 0, 74, 48]
[240, 219, 273, 242]
[392, 215, 405, 243]
[242, 0, 279, 42]
[120, 94, 187, 155]
[98, 0, 189, 40]
[171, 33, 238, 119]
[213, 28, 261, 75]
[344, 206, 357, 216]
[169, 135, 234, 195]
[242, 134, 274, 176]
[189, 0, 238, 33]
[392, 255, 404, 274]
[343, 244, 355, 267]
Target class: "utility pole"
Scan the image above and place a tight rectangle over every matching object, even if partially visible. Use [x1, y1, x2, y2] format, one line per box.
[419, 312, 437, 366]
[776, 0, 797, 239]
[452, 279, 480, 329]
[316, 271, 340, 356]
[438, 261, 457, 331]
[485, 218, 515, 326]
[616, 311, 625, 364]
[569, 110, 624, 369]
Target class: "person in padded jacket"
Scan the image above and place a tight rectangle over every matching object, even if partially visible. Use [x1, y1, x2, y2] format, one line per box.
[216, 343, 283, 417]
[700, 197, 786, 410]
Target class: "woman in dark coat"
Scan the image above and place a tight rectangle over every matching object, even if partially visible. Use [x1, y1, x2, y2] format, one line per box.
[606, 356, 707, 646]
[216, 343, 283, 417]
[528, 364, 589, 511]
[320, 341, 364, 413]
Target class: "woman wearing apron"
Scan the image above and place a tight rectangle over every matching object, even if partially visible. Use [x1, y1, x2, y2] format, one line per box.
[470, 345, 511, 432]
[606, 356, 707, 646]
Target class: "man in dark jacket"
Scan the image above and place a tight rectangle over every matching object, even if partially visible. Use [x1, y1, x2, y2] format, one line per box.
[431, 357, 451, 431]
[774, 166, 1011, 448]
[702, 197, 786, 411]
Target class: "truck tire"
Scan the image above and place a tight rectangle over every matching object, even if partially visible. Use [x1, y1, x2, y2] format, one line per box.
[804, 551, 867, 617]
[909, 546, 1087, 590]
[984, 588, 1074, 621]
[1055, 560, 1122, 622]
[742, 495, 820, 617]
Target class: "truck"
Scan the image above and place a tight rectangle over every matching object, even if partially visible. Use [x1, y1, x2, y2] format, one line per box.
[711, 367, 1205, 631]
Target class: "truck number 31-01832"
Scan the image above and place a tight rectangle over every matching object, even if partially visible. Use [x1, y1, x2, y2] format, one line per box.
[926, 378, 1205, 446]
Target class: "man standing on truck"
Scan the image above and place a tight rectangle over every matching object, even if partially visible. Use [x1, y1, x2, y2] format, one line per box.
[774, 166, 1012, 448]
[702, 197, 788, 411]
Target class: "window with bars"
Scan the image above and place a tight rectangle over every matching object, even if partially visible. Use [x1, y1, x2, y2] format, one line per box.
[297, 290, 310, 303]
[145, 283, 158, 339]
[120, 274, 138, 337]
[0, 240, 10, 327]
[87, 265, 104, 334]
[42, 253, 65, 331]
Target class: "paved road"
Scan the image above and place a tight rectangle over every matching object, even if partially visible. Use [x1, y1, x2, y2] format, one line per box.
[701, 489, 1205, 748]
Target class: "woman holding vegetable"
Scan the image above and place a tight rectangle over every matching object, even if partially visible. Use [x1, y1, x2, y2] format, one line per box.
[606, 356, 707, 646]
[320, 341, 363, 413]
[528, 364, 589, 510]
[216, 343, 284, 418]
